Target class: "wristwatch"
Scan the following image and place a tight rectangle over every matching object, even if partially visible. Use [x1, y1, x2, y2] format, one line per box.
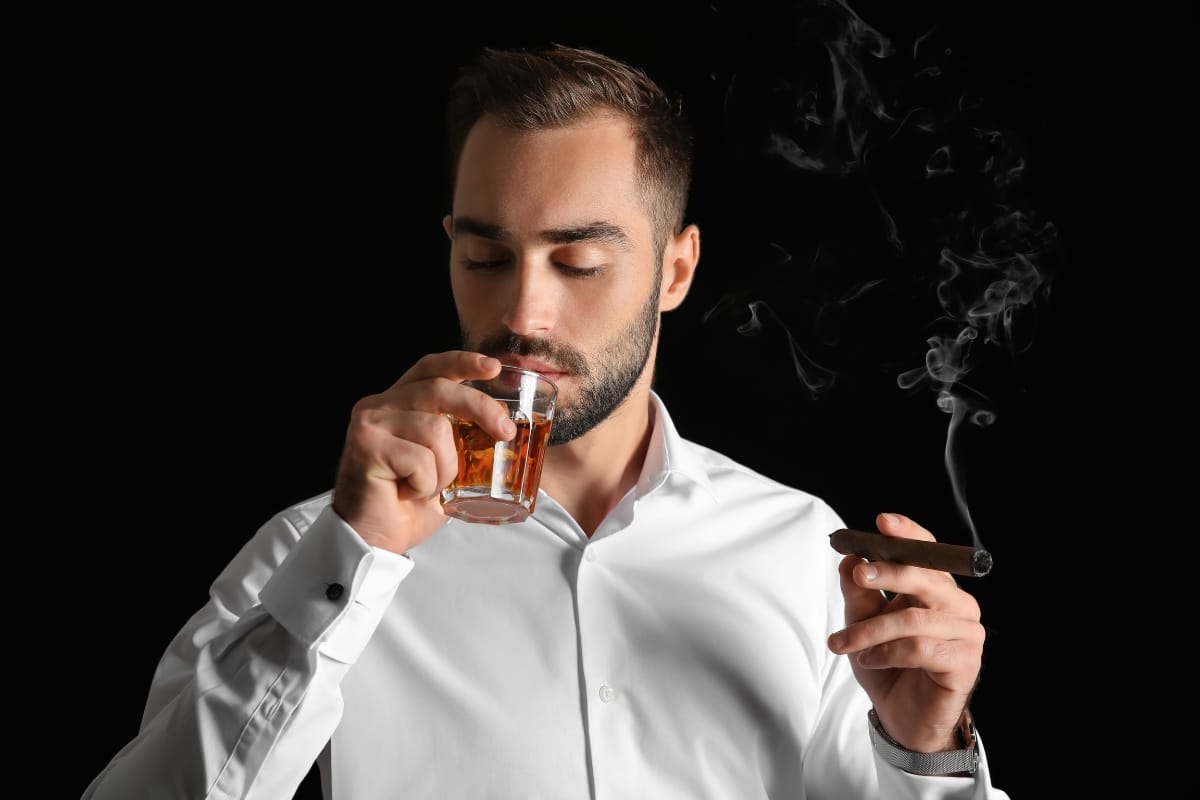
[867, 708, 979, 776]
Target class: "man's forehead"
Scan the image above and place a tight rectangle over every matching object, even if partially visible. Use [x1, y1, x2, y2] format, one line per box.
[451, 115, 650, 245]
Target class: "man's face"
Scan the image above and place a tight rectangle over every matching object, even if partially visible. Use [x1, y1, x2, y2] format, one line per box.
[446, 114, 663, 445]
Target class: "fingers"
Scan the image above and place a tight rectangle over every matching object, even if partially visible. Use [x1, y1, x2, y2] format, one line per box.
[349, 351, 515, 491]
[829, 581, 985, 697]
[398, 350, 504, 385]
[842, 554, 967, 613]
[876, 511, 933, 542]
[834, 551, 974, 642]
[351, 410, 459, 499]
[829, 602, 984, 667]
[393, 351, 515, 442]
[332, 350, 518, 546]
[836, 553, 890, 625]
[864, 513, 964, 597]
[851, 627, 984, 681]
[830, 512, 984, 677]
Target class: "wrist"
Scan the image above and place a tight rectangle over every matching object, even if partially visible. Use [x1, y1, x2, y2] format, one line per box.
[867, 708, 978, 777]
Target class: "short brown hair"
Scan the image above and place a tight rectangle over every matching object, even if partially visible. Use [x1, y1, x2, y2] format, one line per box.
[446, 44, 694, 257]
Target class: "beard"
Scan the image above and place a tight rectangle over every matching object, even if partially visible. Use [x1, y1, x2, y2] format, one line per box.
[462, 283, 660, 445]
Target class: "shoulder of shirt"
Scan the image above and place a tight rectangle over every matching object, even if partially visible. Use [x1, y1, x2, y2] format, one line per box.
[651, 391, 838, 518]
[676, 434, 832, 507]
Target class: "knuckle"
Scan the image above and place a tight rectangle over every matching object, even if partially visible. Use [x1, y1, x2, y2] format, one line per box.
[349, 393, 381, 418]
[928, 638, 956, 663]
[344, 417, 377, 450]
[410, 448, 438, 494]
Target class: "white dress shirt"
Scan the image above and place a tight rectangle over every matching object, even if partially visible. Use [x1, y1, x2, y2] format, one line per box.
[82, 392, 1008, 800]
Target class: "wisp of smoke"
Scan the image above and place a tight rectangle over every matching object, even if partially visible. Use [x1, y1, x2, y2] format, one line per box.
[704, 0, 1060, 546]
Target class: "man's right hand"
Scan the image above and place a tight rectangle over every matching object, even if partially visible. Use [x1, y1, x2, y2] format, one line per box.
[331, 350, 515, 555]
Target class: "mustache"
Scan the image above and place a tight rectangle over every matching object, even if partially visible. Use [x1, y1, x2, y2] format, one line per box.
[474, 333, 589, 377]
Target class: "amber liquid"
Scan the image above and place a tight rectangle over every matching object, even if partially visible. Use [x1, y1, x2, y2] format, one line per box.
[443, 412, 552, 523]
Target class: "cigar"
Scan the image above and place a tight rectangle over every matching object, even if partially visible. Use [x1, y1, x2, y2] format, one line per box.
[829, 529, 993, 577]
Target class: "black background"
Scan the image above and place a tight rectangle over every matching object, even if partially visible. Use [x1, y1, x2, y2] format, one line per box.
[9, 2, 1093, 797]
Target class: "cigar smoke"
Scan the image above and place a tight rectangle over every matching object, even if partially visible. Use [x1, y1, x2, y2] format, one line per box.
[702, 0, 1060, 553]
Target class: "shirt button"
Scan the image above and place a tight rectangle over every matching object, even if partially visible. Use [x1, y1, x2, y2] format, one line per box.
[325, 583, 344, 601]
[598, 683, 616, 703]
[584, 549, 596, 562]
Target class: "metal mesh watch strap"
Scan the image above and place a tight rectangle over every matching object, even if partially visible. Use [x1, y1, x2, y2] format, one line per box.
[867, 708, 979, 776]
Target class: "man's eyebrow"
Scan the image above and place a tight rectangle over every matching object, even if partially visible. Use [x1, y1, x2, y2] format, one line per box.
[452, 216, 633, 251]
[542, 223, 632, 250]
[453, 217, 509, 241]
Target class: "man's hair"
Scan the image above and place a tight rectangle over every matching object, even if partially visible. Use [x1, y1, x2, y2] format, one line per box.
[446, 44, 694, 257]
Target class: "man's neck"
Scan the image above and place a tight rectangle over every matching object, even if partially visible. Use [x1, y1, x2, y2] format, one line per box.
[539, 388, 655, 538]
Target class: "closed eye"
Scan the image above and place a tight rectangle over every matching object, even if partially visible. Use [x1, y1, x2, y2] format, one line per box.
[463, 260, 603, 278]
[463, 259, 509, 271]
[557, 263, 603, 279]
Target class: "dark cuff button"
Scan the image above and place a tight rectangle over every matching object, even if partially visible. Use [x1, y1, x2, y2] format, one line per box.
[325, 582, 344, 601]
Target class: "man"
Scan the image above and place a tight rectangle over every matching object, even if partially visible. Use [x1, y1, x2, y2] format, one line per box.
[83, 44, 1006, 799]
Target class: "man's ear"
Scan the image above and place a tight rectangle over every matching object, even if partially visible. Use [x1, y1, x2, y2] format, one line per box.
[442, 214, 453, 240]
[659, 224, 700, 313]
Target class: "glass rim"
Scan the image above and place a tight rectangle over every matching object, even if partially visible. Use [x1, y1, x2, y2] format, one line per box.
[465, 364, 558, 402]
[493, 364, 559, 390]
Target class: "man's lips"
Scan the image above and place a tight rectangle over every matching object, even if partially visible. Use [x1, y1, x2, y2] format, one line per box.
[497, 357, 567, 380]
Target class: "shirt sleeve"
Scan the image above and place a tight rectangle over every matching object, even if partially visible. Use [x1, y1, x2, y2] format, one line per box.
[80, 502, 413, 800]
[874, 731, 1009, 800]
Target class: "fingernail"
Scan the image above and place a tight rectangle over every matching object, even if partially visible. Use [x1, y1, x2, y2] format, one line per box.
[857, 647, 873, 666]
[861, 564, 878, 581]
[881, 512, 900, 528]
[828, 632, 846, 652]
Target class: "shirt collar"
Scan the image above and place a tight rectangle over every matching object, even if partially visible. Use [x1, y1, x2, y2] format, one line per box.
[637, 391, 718, 503]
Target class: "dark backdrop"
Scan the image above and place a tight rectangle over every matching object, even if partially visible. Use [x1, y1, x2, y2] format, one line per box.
[9, 2, 1092, 797]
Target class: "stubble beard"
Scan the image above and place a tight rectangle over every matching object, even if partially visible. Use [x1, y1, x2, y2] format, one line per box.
[462, 281, 661, 445]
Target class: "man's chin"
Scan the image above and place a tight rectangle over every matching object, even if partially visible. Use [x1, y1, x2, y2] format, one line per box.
[546, 410, 596, 447]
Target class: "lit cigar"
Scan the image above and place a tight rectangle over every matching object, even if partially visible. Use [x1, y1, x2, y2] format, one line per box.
[829, 529, 993, 577]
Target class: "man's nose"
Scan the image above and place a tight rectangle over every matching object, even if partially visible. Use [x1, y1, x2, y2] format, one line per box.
[499, 262, 557, 336]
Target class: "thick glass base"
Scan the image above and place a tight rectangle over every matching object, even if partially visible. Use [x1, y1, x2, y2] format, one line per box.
[442, 495, 532, 524]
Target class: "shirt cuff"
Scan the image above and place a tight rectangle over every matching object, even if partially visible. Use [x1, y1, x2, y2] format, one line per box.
[259, 505, 413, 664]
